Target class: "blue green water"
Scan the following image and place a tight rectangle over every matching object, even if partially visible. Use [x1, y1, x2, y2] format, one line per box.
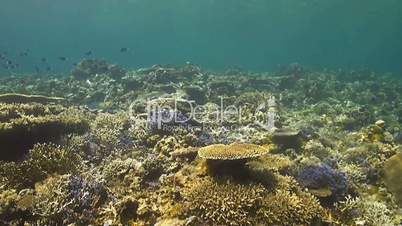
[1, 0, 402, 73]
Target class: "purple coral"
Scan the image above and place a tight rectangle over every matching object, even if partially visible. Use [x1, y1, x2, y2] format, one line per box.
[63, 176, 107, 224]
[296, 163, 348, 204]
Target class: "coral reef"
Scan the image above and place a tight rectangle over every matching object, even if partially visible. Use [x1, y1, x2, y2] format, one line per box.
[0, 64, 401, 224]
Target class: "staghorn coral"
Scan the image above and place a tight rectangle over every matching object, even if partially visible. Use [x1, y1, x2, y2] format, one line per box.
[182, 177, 324, 226]
[256, 190, 324, 226]
[91, 112, 129, 147]
[182, 178, 266, 225]
[334, 196, 397, 226]
[33, 175, 108, 225]
[0, 143, 83, 189]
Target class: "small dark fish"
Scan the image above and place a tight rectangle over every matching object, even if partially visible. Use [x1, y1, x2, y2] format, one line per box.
[120, 47, 128, 52]
[6, 60, 12, 65]
[46, 66, 51, 71]
[19, 52, 28, 57]
[72, 63, 78, 66]
[84, 51, 92, 56]
[41, 57, 47, 62]
[58, 57, 67, 61]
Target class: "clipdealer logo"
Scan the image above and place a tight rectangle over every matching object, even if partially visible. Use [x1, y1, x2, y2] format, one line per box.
[128, 96, 278, 131]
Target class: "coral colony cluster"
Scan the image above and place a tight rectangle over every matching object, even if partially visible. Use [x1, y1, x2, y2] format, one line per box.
[1, 60, 402, 225]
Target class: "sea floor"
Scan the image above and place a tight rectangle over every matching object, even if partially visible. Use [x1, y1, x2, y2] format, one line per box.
[1, 61, 402, 225]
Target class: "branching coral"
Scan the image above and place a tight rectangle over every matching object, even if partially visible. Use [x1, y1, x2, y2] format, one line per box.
[182, 178, 266, 225]
[0, 143, 83, 189]
[256, 190, 323, 226]
[334, 196, 397, 226]
[33, 175, 108, 225]
[182, 177, 324, 226]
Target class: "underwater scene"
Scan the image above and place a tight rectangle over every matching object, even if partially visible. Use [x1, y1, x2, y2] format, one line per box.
[1, 0, 402, 225]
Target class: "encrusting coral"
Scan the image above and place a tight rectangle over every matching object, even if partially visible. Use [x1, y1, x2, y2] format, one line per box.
[383, 152, 402, 206]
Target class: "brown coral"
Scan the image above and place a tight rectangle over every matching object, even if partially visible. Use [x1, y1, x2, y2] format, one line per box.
[257, 190, 324, 226]
[0, 103, 89, 161]
[182, 177, 323, 226]
[0, 143, 83, 189]
[198, 142, 269, 160]
[182, 178, 266, 225]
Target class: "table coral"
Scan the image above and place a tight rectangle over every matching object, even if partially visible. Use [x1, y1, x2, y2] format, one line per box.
[0, 103, 89, 161]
